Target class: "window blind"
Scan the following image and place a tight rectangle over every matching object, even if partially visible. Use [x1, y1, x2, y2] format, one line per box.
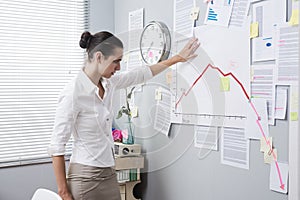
[0, 0, 89, 167]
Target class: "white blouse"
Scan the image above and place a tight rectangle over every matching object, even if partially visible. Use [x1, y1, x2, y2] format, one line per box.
[48, 66, 153, 167]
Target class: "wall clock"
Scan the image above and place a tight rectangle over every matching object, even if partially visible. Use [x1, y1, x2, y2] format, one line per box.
[140, 21, 171, 65]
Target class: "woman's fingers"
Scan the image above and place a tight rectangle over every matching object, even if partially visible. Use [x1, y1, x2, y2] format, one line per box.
[177, 37, 200, 62]
[185, 37, 198, 50]
[191, 41, 200, 54]
[186, 38, 200, 58]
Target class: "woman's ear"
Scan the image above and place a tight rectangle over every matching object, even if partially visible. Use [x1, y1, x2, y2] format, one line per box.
[95, 51, 104, 63]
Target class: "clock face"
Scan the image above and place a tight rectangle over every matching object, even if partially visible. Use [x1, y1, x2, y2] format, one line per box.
[140, 21, 171, 65]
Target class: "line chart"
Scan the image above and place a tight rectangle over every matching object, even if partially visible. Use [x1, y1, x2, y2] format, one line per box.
[175, 63, 250, 109]
[175, 63, 284, 190]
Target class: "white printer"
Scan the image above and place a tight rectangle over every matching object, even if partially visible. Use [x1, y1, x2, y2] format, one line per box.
[114, 142, 141, 157]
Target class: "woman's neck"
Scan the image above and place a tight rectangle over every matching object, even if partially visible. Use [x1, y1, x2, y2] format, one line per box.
[83, 63, 102, 86]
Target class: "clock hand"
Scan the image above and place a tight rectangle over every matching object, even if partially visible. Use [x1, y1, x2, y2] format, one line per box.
[147, 41, 154, 52]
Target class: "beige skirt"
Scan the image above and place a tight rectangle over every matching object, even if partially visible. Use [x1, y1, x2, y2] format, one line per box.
[67, 163, 121, 200]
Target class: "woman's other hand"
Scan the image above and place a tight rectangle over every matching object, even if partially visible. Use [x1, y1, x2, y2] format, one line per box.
[59, 191, 73, 200]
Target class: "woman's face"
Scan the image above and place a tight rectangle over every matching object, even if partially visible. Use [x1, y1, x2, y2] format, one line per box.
[101, 47, 123, 78]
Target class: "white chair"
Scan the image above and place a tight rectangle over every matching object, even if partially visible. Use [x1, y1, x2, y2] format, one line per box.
[31, 188, 62, 200]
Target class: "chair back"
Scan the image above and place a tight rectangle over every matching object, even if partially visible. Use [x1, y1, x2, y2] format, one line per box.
[31, 188, 62, 200]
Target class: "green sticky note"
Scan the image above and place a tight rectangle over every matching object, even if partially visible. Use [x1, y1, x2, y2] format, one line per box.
[220, 77, 230, 91]
[290, 112, 298, 121]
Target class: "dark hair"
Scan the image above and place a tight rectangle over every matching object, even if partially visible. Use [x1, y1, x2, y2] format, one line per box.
[79, 31, 123, 61]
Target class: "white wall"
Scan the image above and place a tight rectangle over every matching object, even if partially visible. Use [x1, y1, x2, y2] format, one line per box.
[113, 1, 290, 200]
[90, 0, 114, 33]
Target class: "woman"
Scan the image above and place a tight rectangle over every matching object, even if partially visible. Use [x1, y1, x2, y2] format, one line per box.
[48, 31, 199, 200]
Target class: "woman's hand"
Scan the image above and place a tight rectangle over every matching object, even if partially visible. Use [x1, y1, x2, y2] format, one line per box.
[149, 37, 200, 76]
[52, 156, 74, 200]
[59, 191, 73, 200]
[176, 37, 200, 62]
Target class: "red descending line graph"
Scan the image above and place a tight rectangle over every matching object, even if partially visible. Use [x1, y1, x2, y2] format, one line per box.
[175, 63, 250, 108]
[175, 63, 285, 190]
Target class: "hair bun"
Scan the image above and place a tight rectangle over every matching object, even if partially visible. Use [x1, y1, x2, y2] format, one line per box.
[79, 31, 92, 49]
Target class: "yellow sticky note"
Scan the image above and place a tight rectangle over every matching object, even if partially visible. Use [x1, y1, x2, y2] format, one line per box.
[166, 71, 172, 84]
[138, 53, 143, 61]
[290, 112, 298, 121]
[123, 53, 129, 63]
[155, 88, 162, 100]
[291, 91, 298, 110]
[250, 22, 259, 39]
[190, 7, 200, 20]
[250, 67, 254, 82]
[260, 137, 272, 153]
[220, 77, 230, 91]
[131, 106, 138, 118]
[289, 9, 299, 26]
[264, 148, 277, 164]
